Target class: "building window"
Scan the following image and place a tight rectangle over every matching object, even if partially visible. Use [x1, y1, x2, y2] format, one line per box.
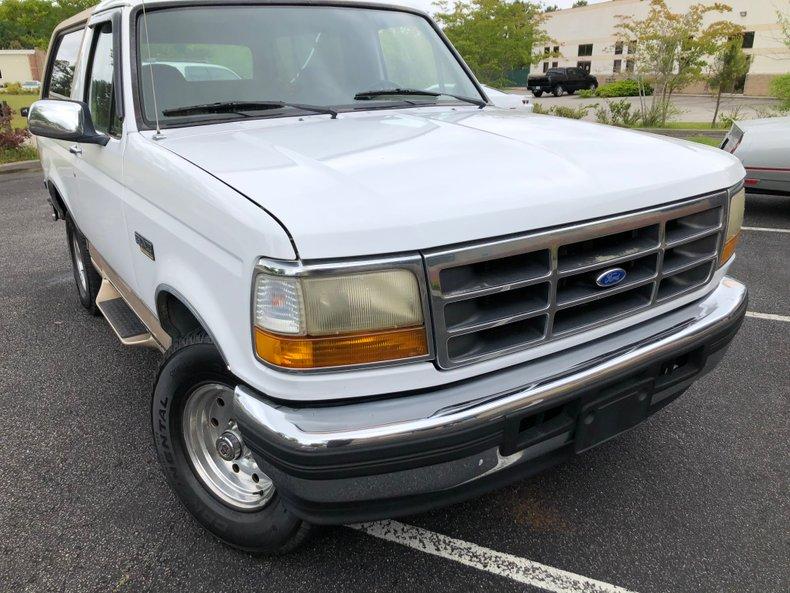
[552, 61, 558, 68]
[543, 62, 549, 73]
[553, 46, 559, 53]
[742, 31, 755, 49]
[614, 41, 623, 55]
[577, 61, 591, 73]
[613, 59, 622, 73]
[544, 46, 550, 55]
[625, 59, 635, 73]
[578, 43, 593, 57]
[627, 40, 636, 54]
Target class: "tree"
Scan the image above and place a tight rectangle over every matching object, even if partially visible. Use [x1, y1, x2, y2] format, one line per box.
[779, 9, 790, 50]
[615, 0, 743, 126]
[543, 4, 558, 11]
[433, 0, 551, 86]
[0, 0, 96, 49]
[707, 37, 750, 125]
[572, 1, 588, 7]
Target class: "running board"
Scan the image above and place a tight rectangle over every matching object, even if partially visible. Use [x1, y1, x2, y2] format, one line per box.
[96, 280, 159, 348]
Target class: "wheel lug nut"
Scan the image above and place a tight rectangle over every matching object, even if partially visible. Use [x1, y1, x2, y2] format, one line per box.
[216, 431, 243, 461]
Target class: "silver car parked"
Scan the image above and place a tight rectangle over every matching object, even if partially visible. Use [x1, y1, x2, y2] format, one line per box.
[721, 116, 790, 197]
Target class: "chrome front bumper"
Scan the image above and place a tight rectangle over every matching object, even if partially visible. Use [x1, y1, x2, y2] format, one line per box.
[233, 277, 747, 523]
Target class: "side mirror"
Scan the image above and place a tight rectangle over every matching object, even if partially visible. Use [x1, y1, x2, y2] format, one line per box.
[27, 99, 109, 146]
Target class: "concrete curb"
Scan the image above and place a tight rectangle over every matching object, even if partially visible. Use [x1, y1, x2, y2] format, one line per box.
[636, 128, 726, 140]
[0, 159, 41, 175]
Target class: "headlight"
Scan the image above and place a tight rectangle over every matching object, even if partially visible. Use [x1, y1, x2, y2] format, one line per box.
[719, 184, 745, 266]
[252, 258, 429, 369]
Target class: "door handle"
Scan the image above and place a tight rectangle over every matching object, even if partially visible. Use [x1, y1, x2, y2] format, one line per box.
[69, 144, 82, 156]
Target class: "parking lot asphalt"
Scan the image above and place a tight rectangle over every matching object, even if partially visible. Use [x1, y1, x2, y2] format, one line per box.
[1, 171, 788, 593]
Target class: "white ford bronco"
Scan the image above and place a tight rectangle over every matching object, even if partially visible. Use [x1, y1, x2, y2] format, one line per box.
[29, 0, 748, 553]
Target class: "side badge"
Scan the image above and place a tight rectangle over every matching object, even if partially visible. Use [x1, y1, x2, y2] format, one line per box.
[596, 267, 627, 288]
[135, 232, 155, 261]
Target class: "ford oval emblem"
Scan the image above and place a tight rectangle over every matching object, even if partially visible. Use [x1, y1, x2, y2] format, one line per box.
[596, 267, 627, 288]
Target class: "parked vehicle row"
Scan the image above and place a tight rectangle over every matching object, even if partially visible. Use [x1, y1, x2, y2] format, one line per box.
[28, 0, 746, 554]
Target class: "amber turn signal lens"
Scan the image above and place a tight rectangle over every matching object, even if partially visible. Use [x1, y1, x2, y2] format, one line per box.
[719, 232, 740, 266]
[254, 326, 428, 369]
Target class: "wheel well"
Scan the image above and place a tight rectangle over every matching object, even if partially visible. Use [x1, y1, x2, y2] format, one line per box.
[47, 181, 68, 220]
[157, 291, 204, 339]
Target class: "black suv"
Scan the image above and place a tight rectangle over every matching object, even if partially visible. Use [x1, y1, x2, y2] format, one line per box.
[527, 67, 598, 97]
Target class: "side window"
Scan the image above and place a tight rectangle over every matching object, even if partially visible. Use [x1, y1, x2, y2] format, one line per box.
[86, 22, 121, 136]
[47, 29, 84, 99]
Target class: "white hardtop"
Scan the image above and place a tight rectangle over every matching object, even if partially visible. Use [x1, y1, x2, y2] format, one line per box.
[91, 0, 426, 14]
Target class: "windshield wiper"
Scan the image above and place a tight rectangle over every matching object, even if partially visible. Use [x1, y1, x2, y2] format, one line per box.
[162, 101, 337, 119]
[353, 88, 486, 108]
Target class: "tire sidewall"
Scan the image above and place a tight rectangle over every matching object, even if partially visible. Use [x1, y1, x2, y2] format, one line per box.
[65, 217, 100, 313]
[152, 339, 305, 553]
[66, 220, 91, 307]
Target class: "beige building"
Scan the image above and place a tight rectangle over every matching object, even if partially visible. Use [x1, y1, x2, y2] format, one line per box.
[0, 49, 47, 85]
[540, 0, 790, 96]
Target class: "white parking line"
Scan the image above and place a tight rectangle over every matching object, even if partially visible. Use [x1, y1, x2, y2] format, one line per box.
[742, 226, 790, 234]
[350, 520, 637, 593]
[746, 311, 790, 323]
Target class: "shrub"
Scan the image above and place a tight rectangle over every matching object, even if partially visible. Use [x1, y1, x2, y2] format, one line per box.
[0, 103, 31, 150]
[769, 74, 790, 111]
[550, 104, 595, 119]
[578, 88, 596, 98]
[719, 105, 743, 128]
[752, 105, 785, 119]
[595, 99, 641, 127]
[594, 79, 653, 98]
[2, 82, 36, 95]
[531, 102, 550, 115]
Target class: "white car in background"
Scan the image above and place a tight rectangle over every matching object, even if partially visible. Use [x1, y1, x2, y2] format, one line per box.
[142, 61, 242, 81]
[721, 117, 790, 196]
[427, 83, 532, 111]
[481, 85, 532, 111]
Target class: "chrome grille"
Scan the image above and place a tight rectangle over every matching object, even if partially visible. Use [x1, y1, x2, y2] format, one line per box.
[424, 192, 727, 369]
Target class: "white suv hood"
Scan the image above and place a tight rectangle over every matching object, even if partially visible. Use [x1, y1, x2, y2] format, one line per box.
[158, 107, 744, 259]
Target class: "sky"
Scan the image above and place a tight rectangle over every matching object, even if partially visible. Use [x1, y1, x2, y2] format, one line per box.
[406, 0, 609, 14]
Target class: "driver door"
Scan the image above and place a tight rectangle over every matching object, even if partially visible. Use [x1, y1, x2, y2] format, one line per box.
[72, 15, 136, 287]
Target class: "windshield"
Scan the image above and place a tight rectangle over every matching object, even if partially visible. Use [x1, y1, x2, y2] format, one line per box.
[136, 6, 483, 125]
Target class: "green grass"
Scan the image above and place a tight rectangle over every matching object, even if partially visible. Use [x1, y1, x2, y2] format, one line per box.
[686, 135, 722, 147]
[0, 145, 38, 164]
[1, 93, 37, 128]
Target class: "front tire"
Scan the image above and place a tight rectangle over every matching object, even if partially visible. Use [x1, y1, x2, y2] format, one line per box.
[65, 216, 101, 315]
[152, 330, 310, 554]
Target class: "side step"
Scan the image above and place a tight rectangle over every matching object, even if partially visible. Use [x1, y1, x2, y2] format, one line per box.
[96, 280, 158, 348]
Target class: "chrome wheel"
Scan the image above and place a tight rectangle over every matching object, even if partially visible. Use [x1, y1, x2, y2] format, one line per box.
[71, 236, 87, 295]
[182, 383, 274, 511]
